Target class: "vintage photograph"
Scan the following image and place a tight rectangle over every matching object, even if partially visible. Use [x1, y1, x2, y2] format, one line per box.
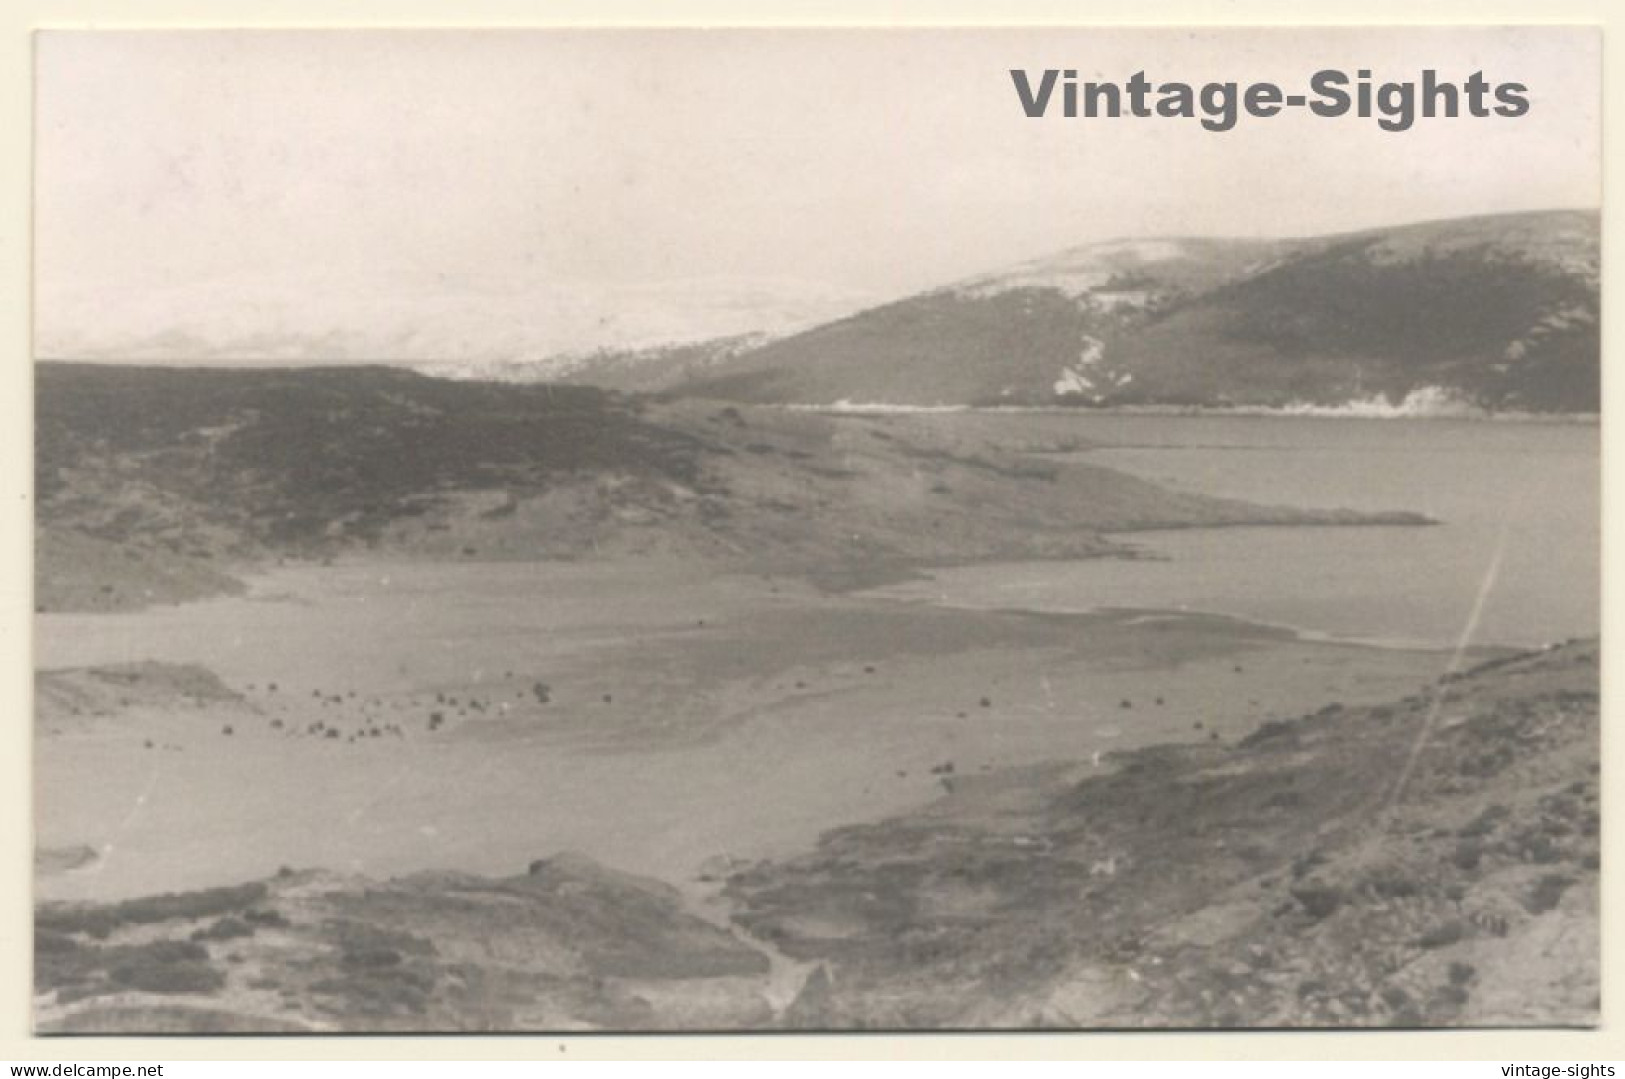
[31, 27, 1599, 1032]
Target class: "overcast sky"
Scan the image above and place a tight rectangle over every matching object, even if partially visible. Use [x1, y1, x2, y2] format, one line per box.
[34, 27, 1600, 361]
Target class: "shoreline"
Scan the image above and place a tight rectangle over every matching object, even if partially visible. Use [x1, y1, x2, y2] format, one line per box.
[32, 363, 1599, 424]
[856, 592, 1539, 658]
[777, 401, 1600, 423]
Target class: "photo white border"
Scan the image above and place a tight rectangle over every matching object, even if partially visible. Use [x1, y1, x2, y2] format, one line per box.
[1, 0, 1616, 1061]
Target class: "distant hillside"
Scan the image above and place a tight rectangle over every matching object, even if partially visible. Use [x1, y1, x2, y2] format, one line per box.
[35, 364, 1428, 611]
[39, 272, 871, 366]
[679, 210, 1599, 412]
[413, 332, 770, 394]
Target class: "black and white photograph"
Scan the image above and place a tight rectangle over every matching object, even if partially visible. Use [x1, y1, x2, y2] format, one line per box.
[30, 26, 1600, 1034]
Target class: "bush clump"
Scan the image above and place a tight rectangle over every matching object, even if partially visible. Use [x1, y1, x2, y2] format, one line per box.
[108, 940, 225, 995]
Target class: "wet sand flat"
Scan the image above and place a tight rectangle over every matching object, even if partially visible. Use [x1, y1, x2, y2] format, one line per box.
[37, 558, 1460, 903]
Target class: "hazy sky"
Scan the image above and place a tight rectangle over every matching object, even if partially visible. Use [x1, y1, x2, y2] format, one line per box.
[34, 27, 1600, 361]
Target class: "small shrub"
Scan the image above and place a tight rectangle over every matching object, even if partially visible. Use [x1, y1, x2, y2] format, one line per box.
[1265, 790, 1305, 810]
[1416, 920, 1466, 949]
[1289, 881, 1345, 920]
[1365, 865, 1422, 900]
[107, 940, 225, 995]
[244, 908, 290, 929]
[1523, 873, 1575, 914]
[191, 916, 254, 942]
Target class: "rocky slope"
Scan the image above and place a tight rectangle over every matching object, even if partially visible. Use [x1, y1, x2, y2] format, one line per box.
[35, 855, 775, 1033]
[35, 639, 1598, 1031]
[730, 639, 1600, 1029]
[679, 209, 1599, 412]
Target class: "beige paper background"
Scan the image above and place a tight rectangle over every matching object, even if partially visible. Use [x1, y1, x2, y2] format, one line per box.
[0, 0, 1616, 1061]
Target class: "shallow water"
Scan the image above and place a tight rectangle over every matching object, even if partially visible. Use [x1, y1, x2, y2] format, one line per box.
[867, 416, 1598, 649]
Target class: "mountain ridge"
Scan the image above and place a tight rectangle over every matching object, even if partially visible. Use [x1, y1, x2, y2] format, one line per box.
[677, 208, 1599, 412]
[47, 209, 1598, 414]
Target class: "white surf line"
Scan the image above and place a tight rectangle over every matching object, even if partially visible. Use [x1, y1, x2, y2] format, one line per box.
[84, 753, 167, 877]
[1376, 519, 1511, 826]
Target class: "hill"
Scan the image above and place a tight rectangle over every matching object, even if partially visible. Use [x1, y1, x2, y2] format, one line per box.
[35, 363, 1427, 611]
[34, 854, 775, 1032]
[735, 637, 1601, 1028]
[678, 210, 1599, 412]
